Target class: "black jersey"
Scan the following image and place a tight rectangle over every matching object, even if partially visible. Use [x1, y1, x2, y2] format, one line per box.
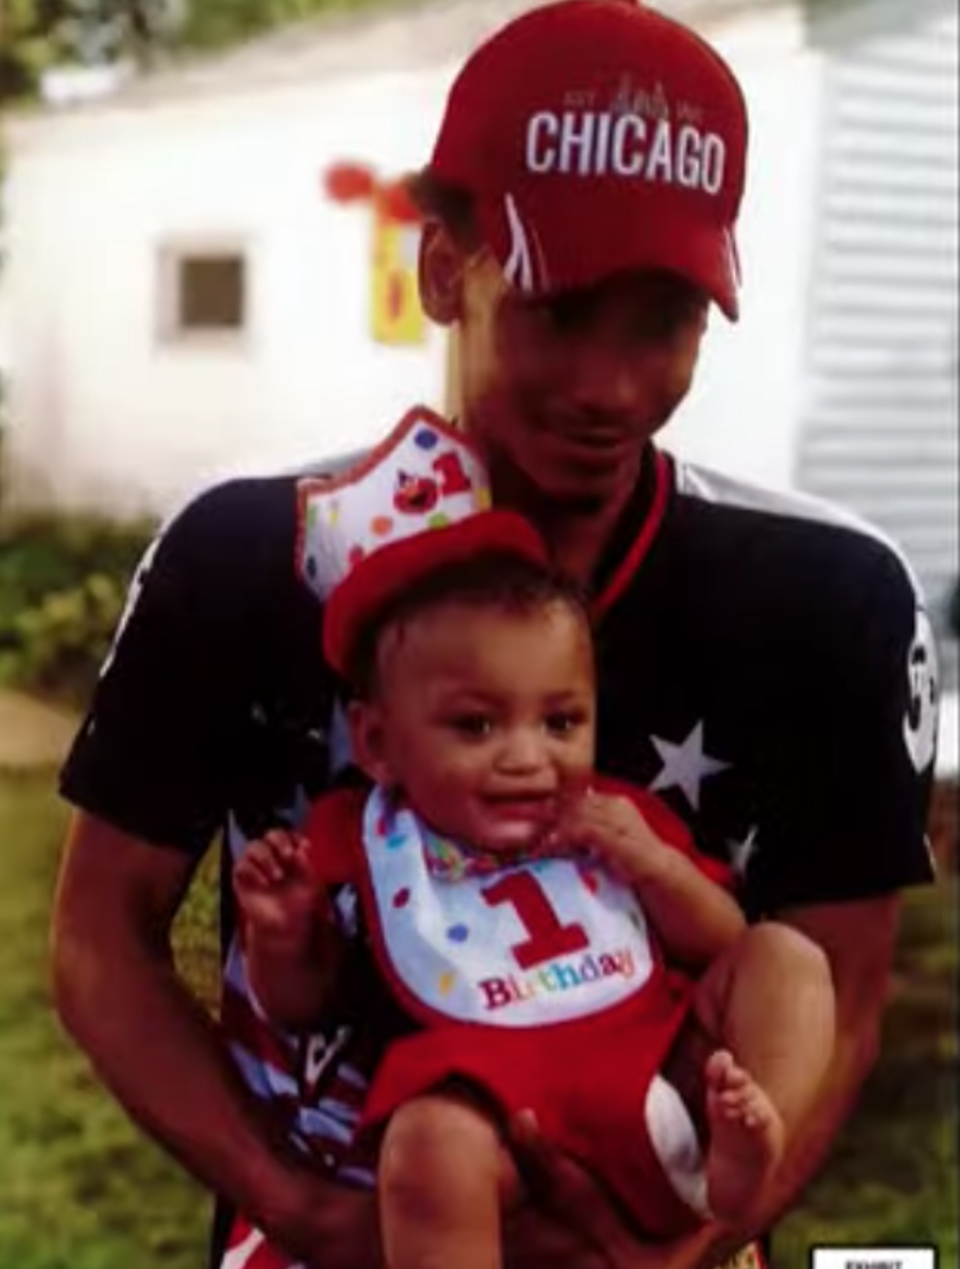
[59, 422, 939, 1262]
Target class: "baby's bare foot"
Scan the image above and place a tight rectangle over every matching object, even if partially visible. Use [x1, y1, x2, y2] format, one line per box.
[704, 1049, 784, 1221]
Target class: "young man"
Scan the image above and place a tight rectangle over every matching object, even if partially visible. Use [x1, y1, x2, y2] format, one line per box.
[51, 3, 938, 1268]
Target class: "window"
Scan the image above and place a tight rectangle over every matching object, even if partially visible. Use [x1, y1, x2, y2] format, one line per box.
[158, 243, 248, 344]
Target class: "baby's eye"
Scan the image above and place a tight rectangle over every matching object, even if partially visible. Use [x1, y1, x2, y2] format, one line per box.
[545, 711, 586, 737]
[449, 715, 495, 738]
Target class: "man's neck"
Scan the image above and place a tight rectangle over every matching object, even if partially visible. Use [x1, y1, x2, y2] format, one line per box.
[539, 498, 635, 588]
[491, 455, 645, 590]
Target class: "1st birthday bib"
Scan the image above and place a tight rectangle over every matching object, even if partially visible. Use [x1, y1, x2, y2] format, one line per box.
[360, 788, 657, 1028]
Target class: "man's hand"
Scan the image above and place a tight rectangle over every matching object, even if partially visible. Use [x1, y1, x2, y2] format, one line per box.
[503, 1110, 659, 1269]
[263, 1111, 679, 1269]
[504, 1112, 768, 1269]
[251, 1164, 382, 1268]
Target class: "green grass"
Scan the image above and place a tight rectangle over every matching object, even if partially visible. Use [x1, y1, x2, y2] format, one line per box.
[0, 772, 213, 1269]
[0, 772, 956, 1268]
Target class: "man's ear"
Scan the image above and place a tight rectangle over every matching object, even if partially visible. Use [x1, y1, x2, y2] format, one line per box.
[347, 698, 394, 788]
[419, 222, 466, 326]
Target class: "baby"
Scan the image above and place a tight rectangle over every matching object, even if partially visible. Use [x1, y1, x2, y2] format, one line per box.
[234, 419, 834, 1269]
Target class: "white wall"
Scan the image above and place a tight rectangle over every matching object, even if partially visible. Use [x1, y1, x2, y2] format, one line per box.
[3, 66, 458, 515]
[668, 4, 825, 491]
[0, 291, 10, 377]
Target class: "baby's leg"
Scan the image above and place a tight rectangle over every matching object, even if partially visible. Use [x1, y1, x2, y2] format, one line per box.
[679, 922, 835, 1221]
[378, 1091, 519, 1269]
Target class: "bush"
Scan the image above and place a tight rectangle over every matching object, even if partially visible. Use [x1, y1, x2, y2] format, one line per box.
[0, 514, 157, 705]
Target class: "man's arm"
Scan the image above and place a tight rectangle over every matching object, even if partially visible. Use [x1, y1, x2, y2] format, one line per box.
[756, 896, 898, 1212]
[642, 546, 940, 1267]
[51, 809, 381, 1267]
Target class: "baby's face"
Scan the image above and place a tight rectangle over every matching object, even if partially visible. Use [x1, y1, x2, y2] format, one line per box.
[371, 600, 596, 854]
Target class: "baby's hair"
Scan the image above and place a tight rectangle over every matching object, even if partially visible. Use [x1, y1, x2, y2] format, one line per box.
[344, 550, 592, 700]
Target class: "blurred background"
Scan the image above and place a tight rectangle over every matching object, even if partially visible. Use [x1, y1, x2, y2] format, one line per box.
[0, 1, 956, 1266]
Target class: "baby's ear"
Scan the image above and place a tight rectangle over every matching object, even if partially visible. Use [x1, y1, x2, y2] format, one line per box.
[347, 698, 394, 787]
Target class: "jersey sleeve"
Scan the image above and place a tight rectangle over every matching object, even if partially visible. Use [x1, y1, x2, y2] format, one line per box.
[747, 543, 938, 914]
[59, 481, 291, 855]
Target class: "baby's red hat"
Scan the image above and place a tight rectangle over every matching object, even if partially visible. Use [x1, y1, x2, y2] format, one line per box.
[325, 507, 549, 677]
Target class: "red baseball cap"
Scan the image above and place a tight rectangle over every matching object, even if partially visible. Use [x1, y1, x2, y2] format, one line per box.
[427, 0, 748, 318]
[324, 509, 550, 678]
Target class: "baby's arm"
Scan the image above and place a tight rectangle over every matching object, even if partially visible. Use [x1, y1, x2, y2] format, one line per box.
[552, 791, 745, 968]
[233, 828, 343, 1030]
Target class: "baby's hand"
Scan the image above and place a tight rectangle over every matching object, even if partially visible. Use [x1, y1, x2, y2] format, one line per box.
[548, 791, 670, 881]
[233, 828, 322, 938]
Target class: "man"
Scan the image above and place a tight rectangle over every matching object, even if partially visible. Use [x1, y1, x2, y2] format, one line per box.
[51, 2, 938, 1267]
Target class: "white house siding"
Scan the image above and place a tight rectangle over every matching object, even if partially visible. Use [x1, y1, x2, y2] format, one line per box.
[795, 0, 959, 683]
[668, 3, 823, 493]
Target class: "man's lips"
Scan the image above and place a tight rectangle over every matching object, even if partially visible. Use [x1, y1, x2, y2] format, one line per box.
[551, 424, 634, 454]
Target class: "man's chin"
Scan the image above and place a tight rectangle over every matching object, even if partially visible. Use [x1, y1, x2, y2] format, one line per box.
[529, 467, 623, 513]
[531, 440, 641, 501]
[487, 445, 628, 516]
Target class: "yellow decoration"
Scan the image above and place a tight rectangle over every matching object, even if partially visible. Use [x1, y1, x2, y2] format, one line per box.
[438, 971, 457, 996]
[371, 207, 426, 346]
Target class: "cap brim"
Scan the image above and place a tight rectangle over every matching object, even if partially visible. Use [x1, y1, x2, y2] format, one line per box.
[324, 510, 550, 677]
[479, 188, 740, 321]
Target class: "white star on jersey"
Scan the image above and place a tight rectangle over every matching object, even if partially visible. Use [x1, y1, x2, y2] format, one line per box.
[727, 825, 760, 879]
[649, 721, 730, 811]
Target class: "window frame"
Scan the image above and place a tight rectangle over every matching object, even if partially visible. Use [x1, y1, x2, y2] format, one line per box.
[156, 238, 251, 349]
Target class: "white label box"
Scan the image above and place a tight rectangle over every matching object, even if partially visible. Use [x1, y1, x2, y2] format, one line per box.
[812, 1248, 936, 1269]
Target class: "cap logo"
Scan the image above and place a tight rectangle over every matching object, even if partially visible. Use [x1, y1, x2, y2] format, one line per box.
[610, 75, 671, 121]
[525, 110, 726, 193]
[503, 193, 536, 292]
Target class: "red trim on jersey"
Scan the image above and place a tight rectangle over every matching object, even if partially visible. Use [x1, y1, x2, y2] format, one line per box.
[592, 449, 672, 621]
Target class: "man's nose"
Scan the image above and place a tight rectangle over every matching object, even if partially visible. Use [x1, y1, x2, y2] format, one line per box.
[565, 342, 645, 416]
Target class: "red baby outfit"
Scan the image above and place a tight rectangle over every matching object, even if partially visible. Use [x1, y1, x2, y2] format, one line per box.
[304, 779, 733, 1238]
